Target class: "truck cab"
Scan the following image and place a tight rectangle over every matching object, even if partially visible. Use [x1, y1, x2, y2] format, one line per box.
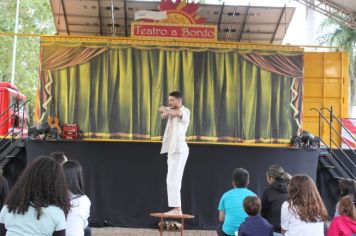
[0, 82, 28, 137]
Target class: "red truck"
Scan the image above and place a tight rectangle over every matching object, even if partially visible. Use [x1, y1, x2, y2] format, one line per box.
[0, 82, 28, 137]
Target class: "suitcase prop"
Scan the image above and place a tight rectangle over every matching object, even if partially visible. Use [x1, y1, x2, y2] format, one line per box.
[60, 124, 84, 140]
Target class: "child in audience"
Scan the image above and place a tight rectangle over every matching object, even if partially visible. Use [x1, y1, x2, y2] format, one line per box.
[261, 165, 289, 233]
[63, 160, 91, 236]
[327, 192, 356, 236]
[0, 157, 70, 236]
[238, 196, 273, 236]
[217, 168, 256, 236]
[335, 179, 356, 217]
[281, 175, 328, 236]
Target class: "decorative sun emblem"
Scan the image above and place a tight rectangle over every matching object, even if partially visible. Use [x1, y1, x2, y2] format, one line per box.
[142, 0, 206, 24]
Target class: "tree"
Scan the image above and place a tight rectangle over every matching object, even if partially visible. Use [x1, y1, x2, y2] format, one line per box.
[0, 0, 55, 124]
[317, 18, 356, 110]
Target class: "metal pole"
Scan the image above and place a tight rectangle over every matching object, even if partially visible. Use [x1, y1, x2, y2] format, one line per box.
[110, 0, 116, 36]
[11, 0, 20, 84]
[330, 106, 333, 149]
[318, 113, 321, 138]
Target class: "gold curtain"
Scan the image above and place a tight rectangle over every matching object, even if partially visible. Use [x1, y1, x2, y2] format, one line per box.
[37, 41, 303, 143]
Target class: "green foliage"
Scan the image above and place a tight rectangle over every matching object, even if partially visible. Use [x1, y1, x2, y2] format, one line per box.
[0, 0, 55, 124]
[317, 18, 356, 107]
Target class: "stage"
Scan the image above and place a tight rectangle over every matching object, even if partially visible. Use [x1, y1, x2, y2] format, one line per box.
[21, 140, 319, 229]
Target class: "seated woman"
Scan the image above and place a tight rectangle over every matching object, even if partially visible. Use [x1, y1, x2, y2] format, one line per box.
[281, 175, 328, 236]
[335, 178, 356, 217]
[63, 160, 91, 236]
[327, 193, 356, 236]
[261, 165, 289, 234]
[0, 157, 70, 236]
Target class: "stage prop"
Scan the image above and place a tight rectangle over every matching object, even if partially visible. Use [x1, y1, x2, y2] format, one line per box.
[150, 212, 194, 236]
[25, 140, 319, 229]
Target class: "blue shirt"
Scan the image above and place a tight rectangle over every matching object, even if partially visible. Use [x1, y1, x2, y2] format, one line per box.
[0, 205, 66, 236]
[218, 188, 256, 235]
[238, 215, 274, 236]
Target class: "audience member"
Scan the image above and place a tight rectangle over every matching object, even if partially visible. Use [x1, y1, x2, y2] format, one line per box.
[281, 175, 328, 236]
[50, 152, 68, 165]
[217, 168, 256, 236]
[282, 172, 292, 184]
[63, 160, 91, 236]
[261, 165, 289, 233]
[0, 169, 8, 210]
[327, 192, 356, 236]
[0, 157, 70, 236]
[238, 196, 273, 236]
[335, 179, 356, 217]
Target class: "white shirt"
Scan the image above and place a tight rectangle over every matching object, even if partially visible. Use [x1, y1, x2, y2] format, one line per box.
[281, 201, 324, 236]
[160, 105, 190, 154]
[66, 194, 91, 236]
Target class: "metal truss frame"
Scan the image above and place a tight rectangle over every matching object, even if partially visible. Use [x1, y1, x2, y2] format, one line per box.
[294, 0, 356, 29]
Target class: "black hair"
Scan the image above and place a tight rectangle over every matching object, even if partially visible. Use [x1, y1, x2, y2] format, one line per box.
[267, 165, 285, 181]
[232, 168, 249, 188]
[63, 160, 85, 196]
[169, 91, 183, 100]
[50, 151, 67, 164]
[339, 178, 356, 198]
[5, 156, 70, 219]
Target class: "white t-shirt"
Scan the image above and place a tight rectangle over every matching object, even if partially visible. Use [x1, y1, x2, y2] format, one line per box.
[161, 106, 190, 154]
[66, 194, 91, 236]
[0, 205, 66, 236]
[281, 201, 324, 236]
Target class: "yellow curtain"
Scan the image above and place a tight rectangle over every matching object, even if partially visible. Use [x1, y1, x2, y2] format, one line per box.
[38, 42, 303, 143]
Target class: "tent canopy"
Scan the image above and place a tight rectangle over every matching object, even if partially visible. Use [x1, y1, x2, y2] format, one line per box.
[50, 0, 295, 44]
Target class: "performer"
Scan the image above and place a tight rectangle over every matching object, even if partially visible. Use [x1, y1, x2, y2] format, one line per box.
[159, 91, 190, 215]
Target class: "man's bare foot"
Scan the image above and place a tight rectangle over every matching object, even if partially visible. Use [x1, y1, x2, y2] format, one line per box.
[163, 207, 182, 215]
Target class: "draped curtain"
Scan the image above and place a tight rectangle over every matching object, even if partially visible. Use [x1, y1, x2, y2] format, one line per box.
[37, 40, 304, 143]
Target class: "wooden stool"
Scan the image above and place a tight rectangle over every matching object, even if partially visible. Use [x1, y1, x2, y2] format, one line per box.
[150, 212, 194, 236]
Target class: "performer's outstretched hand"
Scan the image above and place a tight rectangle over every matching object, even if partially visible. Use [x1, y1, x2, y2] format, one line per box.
[159, 106, 167, 113]
[159, 106, 169, 119]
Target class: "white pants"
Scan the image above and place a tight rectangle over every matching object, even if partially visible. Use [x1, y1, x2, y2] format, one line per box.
[166, 149, 189, 207]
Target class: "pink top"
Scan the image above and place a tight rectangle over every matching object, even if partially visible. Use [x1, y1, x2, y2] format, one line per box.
[327, 216, 356, 236]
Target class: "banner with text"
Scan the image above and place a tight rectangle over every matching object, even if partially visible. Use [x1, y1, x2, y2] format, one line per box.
[131, 22, 217, 41]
